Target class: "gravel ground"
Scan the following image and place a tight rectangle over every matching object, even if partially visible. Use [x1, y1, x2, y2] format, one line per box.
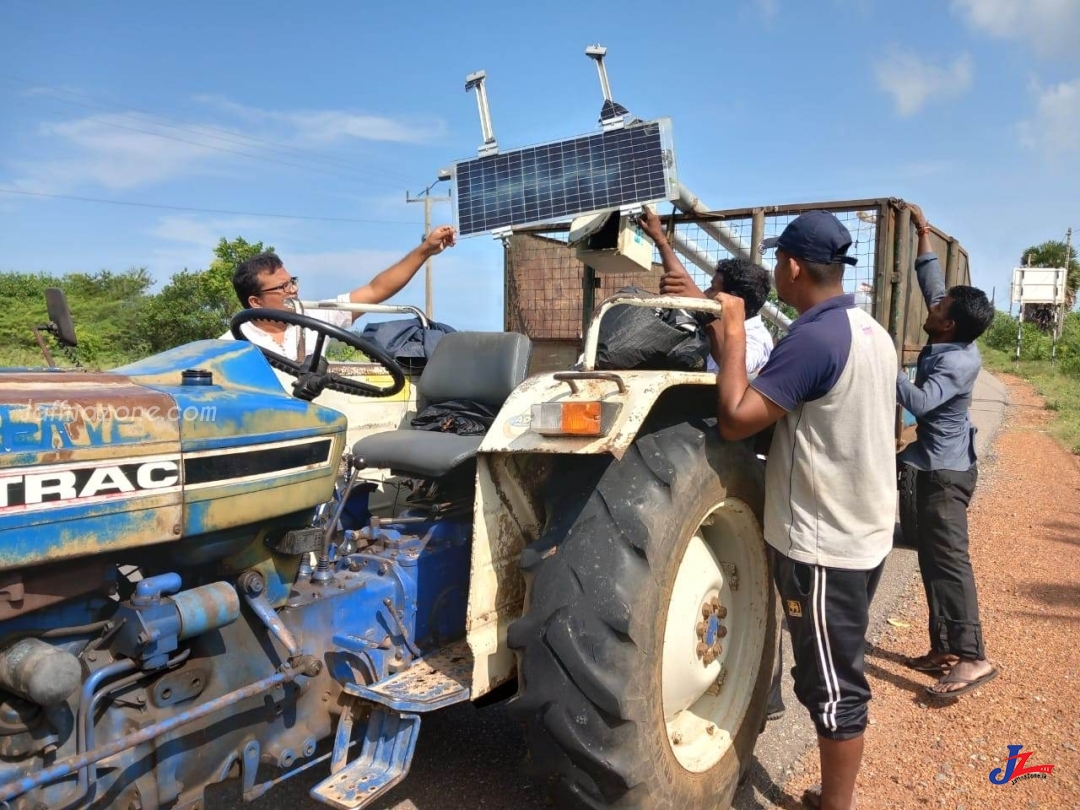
[776, 374, 1080, 809]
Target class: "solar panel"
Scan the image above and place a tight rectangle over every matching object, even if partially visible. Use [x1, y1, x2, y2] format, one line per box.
[451, 118, 678, 237]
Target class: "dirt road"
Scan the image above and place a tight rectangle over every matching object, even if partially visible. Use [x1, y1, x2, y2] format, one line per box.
[771, 374, 1080, 809]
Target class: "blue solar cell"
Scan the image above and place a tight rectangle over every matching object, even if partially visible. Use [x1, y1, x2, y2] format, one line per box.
[451, 118, 677, 236]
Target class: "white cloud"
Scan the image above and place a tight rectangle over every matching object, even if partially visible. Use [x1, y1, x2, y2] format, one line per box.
[1018, 77, 1080, 155]
[874, 49, 974, 117]
[7, 90, 445, 195]
[10, 114, 228, 193]
[193, 95, 446, 146]
[754, 0, 778, 17]
[952, 0, 1080, 59]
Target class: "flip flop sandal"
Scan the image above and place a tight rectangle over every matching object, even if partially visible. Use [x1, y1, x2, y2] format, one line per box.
[905, 654, 956, 673]
[925, 666, 999, 699]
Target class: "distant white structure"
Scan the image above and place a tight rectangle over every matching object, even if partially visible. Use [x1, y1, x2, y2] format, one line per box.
[1009, 266, 1068, 362]
[1010, 266, 1067, 307]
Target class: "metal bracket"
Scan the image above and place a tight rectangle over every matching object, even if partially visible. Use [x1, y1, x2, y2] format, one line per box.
[310, 709, 421, 809]
[465, 70, 498, 156]
[585, 44, 629, 128]
[553, 371, 627, 395]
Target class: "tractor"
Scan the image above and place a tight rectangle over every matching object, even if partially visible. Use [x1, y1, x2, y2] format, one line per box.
[0, 194, 966, 809]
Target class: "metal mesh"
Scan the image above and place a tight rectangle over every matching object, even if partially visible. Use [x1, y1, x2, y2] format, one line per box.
[505, 231, 665, 340]
[506, 201, 886, 345]
[668, 207, 879, 310]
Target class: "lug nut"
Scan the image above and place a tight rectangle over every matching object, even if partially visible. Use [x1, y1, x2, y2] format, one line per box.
[696, 622, 707, 637]
[701, 605, 711, 619]
[696, 642, 708, 657]
[717, 606, 728, 619]
[717, 626, 728, 638]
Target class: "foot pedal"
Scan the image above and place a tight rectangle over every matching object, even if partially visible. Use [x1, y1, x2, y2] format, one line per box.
[344, 643, 472, 712]
[310, 708, 420, 809]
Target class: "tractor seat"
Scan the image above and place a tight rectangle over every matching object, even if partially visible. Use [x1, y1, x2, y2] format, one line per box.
[351, 332, 532, 479]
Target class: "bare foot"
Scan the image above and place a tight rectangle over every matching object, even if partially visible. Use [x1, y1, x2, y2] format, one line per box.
[926, 658, 999, 697]
[801, 783, 857, 809]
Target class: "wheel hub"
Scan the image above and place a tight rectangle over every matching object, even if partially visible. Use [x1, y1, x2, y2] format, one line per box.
[694, 596, 728, 666]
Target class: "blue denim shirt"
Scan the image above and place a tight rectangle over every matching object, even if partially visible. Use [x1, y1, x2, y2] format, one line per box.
[896, 252, 981, 472]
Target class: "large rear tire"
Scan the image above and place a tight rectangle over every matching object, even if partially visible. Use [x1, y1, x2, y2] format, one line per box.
[507, 418, 776, 808]
[897, 462, 920, 550]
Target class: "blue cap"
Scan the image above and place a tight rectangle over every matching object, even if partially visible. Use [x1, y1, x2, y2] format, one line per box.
[760, 211, 858, 266]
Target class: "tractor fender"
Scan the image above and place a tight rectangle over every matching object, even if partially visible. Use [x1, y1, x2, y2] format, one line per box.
[478, 369, 719, 460]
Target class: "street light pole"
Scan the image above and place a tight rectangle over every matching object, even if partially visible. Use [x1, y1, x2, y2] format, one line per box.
[406, 176, 452, 319]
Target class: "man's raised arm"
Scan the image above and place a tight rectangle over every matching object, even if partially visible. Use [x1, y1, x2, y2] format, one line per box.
[908, 203, 946, 308]
[346, 225, 457, 316]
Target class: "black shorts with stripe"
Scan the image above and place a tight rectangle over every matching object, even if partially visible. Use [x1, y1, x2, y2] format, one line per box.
[771, 549, 885, 741]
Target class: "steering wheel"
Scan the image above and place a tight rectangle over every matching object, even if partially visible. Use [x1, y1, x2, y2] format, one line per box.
[230, 308, 406, 401]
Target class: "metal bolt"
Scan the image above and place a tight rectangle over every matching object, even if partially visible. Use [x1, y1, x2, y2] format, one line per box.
[706, 725, 716, 736]
[696, 642, 707, 657]
[703, 650, 716, 665]
[717, 626, 728, 638]
[717, 606, 728, 619]
[710, 596, 720, 609]
[696, 622, 707, 638]
[702, 605, 712, 619]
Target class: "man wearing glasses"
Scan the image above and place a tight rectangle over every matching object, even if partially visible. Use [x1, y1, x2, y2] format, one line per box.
[220, 225, 457, 360]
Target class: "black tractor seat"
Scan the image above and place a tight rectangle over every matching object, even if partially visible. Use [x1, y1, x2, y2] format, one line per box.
[351, 332, 532, 479]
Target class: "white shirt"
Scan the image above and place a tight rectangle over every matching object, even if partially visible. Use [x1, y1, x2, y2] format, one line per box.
[707, 314, 774, 375]
[219, 293, 353, 362]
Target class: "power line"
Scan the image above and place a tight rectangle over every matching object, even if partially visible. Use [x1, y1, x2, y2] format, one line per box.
[0, 188, 417, 225]
[1, 77, 421, 188]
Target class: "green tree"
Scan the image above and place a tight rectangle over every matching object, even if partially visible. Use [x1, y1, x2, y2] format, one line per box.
[0, 268, 153, 367]
[139, 237, 273, 352]
[1020, 239, 1079, 309]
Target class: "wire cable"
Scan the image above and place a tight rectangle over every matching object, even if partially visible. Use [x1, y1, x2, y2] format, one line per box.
[0, 188, 421, 225]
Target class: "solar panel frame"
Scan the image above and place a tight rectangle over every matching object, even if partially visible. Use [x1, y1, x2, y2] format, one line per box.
[451, 118, 678, 237]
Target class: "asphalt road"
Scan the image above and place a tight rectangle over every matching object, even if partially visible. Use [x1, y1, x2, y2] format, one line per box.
[212, 371, 1008, 810]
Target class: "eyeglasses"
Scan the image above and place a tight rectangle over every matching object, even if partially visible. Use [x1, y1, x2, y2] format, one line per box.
[258, 276, 299, 295]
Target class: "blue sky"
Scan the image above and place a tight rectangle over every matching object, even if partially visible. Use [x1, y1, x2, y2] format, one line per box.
[2, 0, 1078, 331]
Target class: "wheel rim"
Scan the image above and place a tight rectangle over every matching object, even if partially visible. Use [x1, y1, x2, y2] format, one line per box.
[661, 497, 770, 773]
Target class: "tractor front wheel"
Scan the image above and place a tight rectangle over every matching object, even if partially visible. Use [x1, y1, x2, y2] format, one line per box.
[508, 419, 776, 808]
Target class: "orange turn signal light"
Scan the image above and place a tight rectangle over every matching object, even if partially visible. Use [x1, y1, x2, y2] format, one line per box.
[531, 401, 606, 437]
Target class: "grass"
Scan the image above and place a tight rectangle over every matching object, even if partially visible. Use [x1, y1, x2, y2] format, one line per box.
[981, 345, 1080, 455]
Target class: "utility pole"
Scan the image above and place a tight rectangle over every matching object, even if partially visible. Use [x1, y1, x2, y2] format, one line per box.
[406, 179, 452, 319]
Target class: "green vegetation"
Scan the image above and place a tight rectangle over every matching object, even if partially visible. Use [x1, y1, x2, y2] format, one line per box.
[2, 235, 366, 368]
[0, 237, 271, 368]
[979, 310, 1080, 454]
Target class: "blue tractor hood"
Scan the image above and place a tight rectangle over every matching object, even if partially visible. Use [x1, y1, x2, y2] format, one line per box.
[0, 340, 347, 570]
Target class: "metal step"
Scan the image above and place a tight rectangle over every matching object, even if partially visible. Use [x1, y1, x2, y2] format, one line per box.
[310, 707, 419, 810]
[344, 642, 472, 712]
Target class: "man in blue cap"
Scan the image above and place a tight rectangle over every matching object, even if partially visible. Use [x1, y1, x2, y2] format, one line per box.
[695, 211, 897, 810]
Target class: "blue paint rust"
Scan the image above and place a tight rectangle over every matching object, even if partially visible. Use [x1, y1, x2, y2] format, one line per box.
[0, 337, 477, 809]
[0, 339, 346, 567]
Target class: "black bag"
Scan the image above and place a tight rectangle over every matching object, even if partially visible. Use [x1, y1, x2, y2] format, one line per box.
[410, 399, 499, 436]
[360, 317, 457, 372]
[594, 286, 711, 371]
